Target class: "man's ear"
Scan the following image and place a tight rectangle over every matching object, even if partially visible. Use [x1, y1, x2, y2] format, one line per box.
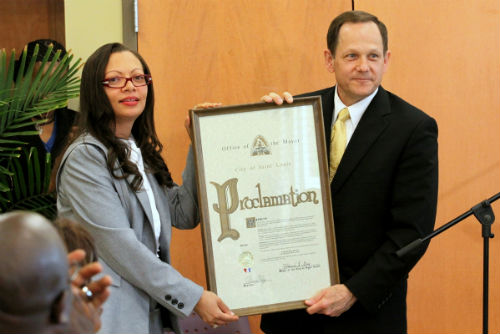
[49, 290, 70, 324]
[324, 49, 335, 73]
[383, 50, 391, 74]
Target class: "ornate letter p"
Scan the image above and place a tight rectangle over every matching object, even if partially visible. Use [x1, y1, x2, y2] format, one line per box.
[211, 178, 240, 242]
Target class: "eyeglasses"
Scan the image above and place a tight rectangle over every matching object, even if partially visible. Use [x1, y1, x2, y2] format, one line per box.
[101, 74, 152, 88]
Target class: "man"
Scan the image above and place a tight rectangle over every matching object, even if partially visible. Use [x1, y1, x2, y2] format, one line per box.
[0, 211, 110, 333]
[261, 10, 438, 333]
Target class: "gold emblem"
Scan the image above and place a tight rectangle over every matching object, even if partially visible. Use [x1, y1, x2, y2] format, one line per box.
[251, 135, 271, 156]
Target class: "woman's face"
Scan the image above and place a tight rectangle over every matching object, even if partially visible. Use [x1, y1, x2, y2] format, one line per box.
[103, 51, 148, 138]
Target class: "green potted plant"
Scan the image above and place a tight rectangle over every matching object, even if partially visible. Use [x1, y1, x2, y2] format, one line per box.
[0, 43, 81, 218]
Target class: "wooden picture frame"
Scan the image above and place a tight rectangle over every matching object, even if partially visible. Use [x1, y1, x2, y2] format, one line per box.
[190, 96, 339, 316]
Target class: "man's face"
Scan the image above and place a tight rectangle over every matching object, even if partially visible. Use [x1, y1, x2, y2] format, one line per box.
[325, 21, 390, 106]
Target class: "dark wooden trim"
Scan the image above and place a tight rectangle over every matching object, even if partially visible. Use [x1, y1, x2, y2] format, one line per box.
[122, 0, 137, 51]
[48, 0, 65, 46]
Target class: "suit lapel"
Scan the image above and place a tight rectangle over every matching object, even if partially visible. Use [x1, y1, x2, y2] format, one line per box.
[331, 87, 391, 194]
[129, 174, 155, 231]
[76, 135, 156, 229]
[147, 173, 171, 236]
[321, 87, 335, 163]
[130, 173, 169, 254]
[150, 178, 172, 262]
[70, 134, 161, 249]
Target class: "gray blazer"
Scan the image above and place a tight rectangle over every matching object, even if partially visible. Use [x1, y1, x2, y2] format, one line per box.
[57, 134, 204, 334]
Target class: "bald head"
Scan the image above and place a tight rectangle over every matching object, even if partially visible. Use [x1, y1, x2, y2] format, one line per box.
[0, 211, 69, 331]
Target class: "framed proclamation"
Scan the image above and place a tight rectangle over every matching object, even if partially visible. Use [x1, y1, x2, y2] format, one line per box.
[190, 96, 339, 316]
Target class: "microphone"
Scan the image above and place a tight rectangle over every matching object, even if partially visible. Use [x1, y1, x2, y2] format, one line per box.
[396, 238, 424, 258]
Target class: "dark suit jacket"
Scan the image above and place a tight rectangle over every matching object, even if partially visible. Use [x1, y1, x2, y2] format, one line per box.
[261, 86, 438, 334]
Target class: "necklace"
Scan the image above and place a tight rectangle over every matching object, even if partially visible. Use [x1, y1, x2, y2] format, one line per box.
[35, 123, 43, 135]
[35, 119, 55, 135]
[33, 111, 56, 135]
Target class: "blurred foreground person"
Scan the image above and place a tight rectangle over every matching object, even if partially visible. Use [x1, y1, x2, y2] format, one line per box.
[0, 211, 110, 333]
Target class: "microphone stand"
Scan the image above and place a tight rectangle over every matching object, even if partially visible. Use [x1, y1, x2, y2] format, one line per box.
[396, 192, 499, 334]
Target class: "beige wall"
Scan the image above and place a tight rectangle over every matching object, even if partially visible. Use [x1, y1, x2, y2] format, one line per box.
[138, 1, 500, 333]
[64, 0, 123, 109]
[64, 0, 123, 59]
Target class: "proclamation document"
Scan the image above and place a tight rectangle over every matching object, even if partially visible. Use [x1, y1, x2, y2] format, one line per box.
[191, 97, 339, 315]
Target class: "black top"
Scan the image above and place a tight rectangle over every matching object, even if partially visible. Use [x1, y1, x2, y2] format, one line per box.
[0, 107, 77, 216]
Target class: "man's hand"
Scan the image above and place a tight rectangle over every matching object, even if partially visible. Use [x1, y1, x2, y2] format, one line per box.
[67, 250, 112, 332]
[305, 284, 357, 317]
[69, 288, 101, 333]
[261, 92, 293, 105]
[194, 290, 239, 328]
[68, 250, 111, 309]
[73, 262, 111, 310]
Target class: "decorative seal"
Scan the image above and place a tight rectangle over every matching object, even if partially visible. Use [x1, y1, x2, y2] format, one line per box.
[239, 251, 254, 273]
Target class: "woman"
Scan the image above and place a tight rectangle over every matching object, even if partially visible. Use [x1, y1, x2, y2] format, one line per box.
[16, 39, 78, 190]
[56, 43, 238, 334]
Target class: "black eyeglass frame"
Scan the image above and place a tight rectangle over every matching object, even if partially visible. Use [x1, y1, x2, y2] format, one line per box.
[101, 74, 153, 88]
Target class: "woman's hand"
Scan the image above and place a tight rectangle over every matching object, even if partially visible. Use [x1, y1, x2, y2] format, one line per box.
[194, 290, 239, 329]
[185, 102, 223, 141]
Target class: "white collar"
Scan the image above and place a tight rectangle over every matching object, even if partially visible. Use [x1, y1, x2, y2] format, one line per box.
[333, 86, 378, 127]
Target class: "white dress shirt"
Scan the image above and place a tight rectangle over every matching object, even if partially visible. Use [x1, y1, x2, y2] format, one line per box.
[125, 138, 161, 255]
[333, 86, 379, 145]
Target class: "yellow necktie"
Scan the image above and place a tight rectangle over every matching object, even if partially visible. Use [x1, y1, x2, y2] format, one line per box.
[329, 107, 350, 182]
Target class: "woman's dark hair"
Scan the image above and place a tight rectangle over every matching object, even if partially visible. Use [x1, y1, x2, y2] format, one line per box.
[78, 43, 173, 190]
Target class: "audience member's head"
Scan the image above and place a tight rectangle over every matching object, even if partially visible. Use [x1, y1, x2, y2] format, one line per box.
[0, 211, 71, 333]
[53, 217, 98, 265]
[15, 38, 67, 77]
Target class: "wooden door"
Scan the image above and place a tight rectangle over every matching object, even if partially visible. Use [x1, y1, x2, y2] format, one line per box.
[138, 1, 500, 333]
[0, 0, 65, 58]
